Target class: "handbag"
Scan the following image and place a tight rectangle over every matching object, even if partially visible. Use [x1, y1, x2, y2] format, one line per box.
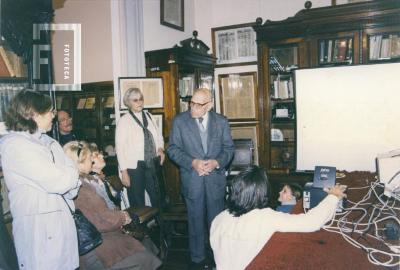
[62, 197, 103, 255]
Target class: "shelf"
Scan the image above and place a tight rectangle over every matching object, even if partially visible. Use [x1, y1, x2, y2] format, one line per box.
[271, 98, 294, 103]
[271, 118, 295, 123]
[318, 61, 352, 67]
[271, 141, 295, 146]
[368, 57, 400, 64]
[270, 71, 293, 76]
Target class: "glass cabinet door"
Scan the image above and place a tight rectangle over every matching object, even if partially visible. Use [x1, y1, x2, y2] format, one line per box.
[199, 71, 214, 92]
[268, 44, 298, 171]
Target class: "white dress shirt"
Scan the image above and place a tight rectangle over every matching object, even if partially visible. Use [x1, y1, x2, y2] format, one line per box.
[0, 131, 81, 270]
[115, 110, 164, 171]
[210, 194, 339, 270]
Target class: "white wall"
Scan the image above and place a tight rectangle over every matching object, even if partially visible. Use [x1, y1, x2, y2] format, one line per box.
[53, 0, 113, 84]
[52, 0, 334, 84]
[143, 0, 196, 51]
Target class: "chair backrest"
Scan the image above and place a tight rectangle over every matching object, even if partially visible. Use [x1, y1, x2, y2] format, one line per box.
[230, 138, 254, 171]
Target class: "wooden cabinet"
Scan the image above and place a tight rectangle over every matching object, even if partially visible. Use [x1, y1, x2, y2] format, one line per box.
[253, 0, 400, 181]
[55, 81, 117, 174]
[145, 31, 216, 207]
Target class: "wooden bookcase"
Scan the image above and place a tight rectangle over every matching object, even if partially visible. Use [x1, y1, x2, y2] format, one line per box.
[55, 81, 117, 175]
[253, 0, 400, 182]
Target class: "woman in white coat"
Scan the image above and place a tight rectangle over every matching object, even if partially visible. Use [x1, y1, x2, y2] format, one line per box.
[0, 90, 80, 270]
[115, 88, 165, 208]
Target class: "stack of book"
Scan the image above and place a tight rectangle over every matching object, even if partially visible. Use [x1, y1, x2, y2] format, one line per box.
[319, 38, 353, 65]
[269, 56, 284, 72]
[272, 76, 293, 99]
[369, 34, 400, 60]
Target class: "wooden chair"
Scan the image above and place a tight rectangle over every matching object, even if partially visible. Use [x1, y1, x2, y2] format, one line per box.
[105, 175, 168, 259]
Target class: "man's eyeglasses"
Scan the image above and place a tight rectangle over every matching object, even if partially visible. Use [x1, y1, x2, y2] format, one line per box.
[190, 100, 211, 108]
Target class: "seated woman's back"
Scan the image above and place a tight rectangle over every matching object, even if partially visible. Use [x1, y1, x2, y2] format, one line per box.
[210, 166, 346, 270]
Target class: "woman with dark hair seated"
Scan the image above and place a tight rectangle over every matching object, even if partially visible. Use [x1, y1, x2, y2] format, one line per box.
[210, 166, 346, 270]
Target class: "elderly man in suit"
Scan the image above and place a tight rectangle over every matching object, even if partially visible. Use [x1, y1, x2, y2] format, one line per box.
[167, 88, 234, 269]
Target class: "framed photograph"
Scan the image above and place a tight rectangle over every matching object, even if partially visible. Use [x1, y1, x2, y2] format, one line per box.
[219, 72, 257, 120]
[230, 123, 259, 165]
[151, 114, 163, 134]
[212, 22, 257, 67]
[332, 0, 371, 5]
[160, 0, 184, 31]
[118, 77, 164, 110]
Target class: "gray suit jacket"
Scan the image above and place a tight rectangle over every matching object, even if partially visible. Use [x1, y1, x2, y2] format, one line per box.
[167, 111, 234, 199]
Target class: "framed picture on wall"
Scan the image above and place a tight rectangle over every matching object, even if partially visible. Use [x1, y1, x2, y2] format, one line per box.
[219, 72, 257, 120]
[118, 77, 164, 110]
[160, 0, 184, 31]
[151, 113, 163, 134]
[332, 0, 371, 5]
[230, 123, 259, 165]
[212, 22, 257, 67]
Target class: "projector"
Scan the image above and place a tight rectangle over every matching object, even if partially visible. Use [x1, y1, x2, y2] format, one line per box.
[376, 149, 400, 197]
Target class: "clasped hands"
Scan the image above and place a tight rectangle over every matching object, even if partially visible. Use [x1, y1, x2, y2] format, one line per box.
[192, 159, 219, 176]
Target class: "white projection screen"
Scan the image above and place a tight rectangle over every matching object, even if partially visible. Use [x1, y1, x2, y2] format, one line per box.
[295, 62, 400, 172]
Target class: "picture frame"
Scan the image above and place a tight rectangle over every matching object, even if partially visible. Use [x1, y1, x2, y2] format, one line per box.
[331, 0, 371, 5]
[118, 77, 164, 110]
[151, 114, 163, 134]
[230, 123, 259, 165]
[160, 0, 184, 31]
[212, 22, 257, 67]
[218, 72, 257, 121]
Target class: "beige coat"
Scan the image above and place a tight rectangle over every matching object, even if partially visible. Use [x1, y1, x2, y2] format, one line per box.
[75, 180, 160, 269]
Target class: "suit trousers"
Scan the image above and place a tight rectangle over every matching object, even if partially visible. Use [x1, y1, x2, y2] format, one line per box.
[127, 161, 158, 208]
[184, 175, 225, 263]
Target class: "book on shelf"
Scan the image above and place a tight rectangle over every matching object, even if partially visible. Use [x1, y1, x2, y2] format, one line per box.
[320, 40, 325, 63]
[327, 40, 333, 62]
[346, 38, 353, 62]
[269, 56, 284, 72]
[77, 98, 86, 110]
[272, 76, 293, 99]
[332, 40, 340, 62]
[390, 34, 400, 58]
[104, 96, 114, 108]
[320, 38, 352, 64]
[336, 39, 348, 62]
[368, 34, 400, 60]
[84, 97, 96, 109]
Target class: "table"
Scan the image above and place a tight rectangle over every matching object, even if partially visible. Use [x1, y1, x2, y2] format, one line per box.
[246, 172, 397, 270]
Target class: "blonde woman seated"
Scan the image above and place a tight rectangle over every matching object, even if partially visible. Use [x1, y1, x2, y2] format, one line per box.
[210, 166, 346, 270]
[88, 143, 119, 210]
[64, 141, 161, 270]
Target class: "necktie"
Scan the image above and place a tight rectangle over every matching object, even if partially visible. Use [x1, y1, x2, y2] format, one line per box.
[198, 117, 207, 153]
[198, 117, 205, 131]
